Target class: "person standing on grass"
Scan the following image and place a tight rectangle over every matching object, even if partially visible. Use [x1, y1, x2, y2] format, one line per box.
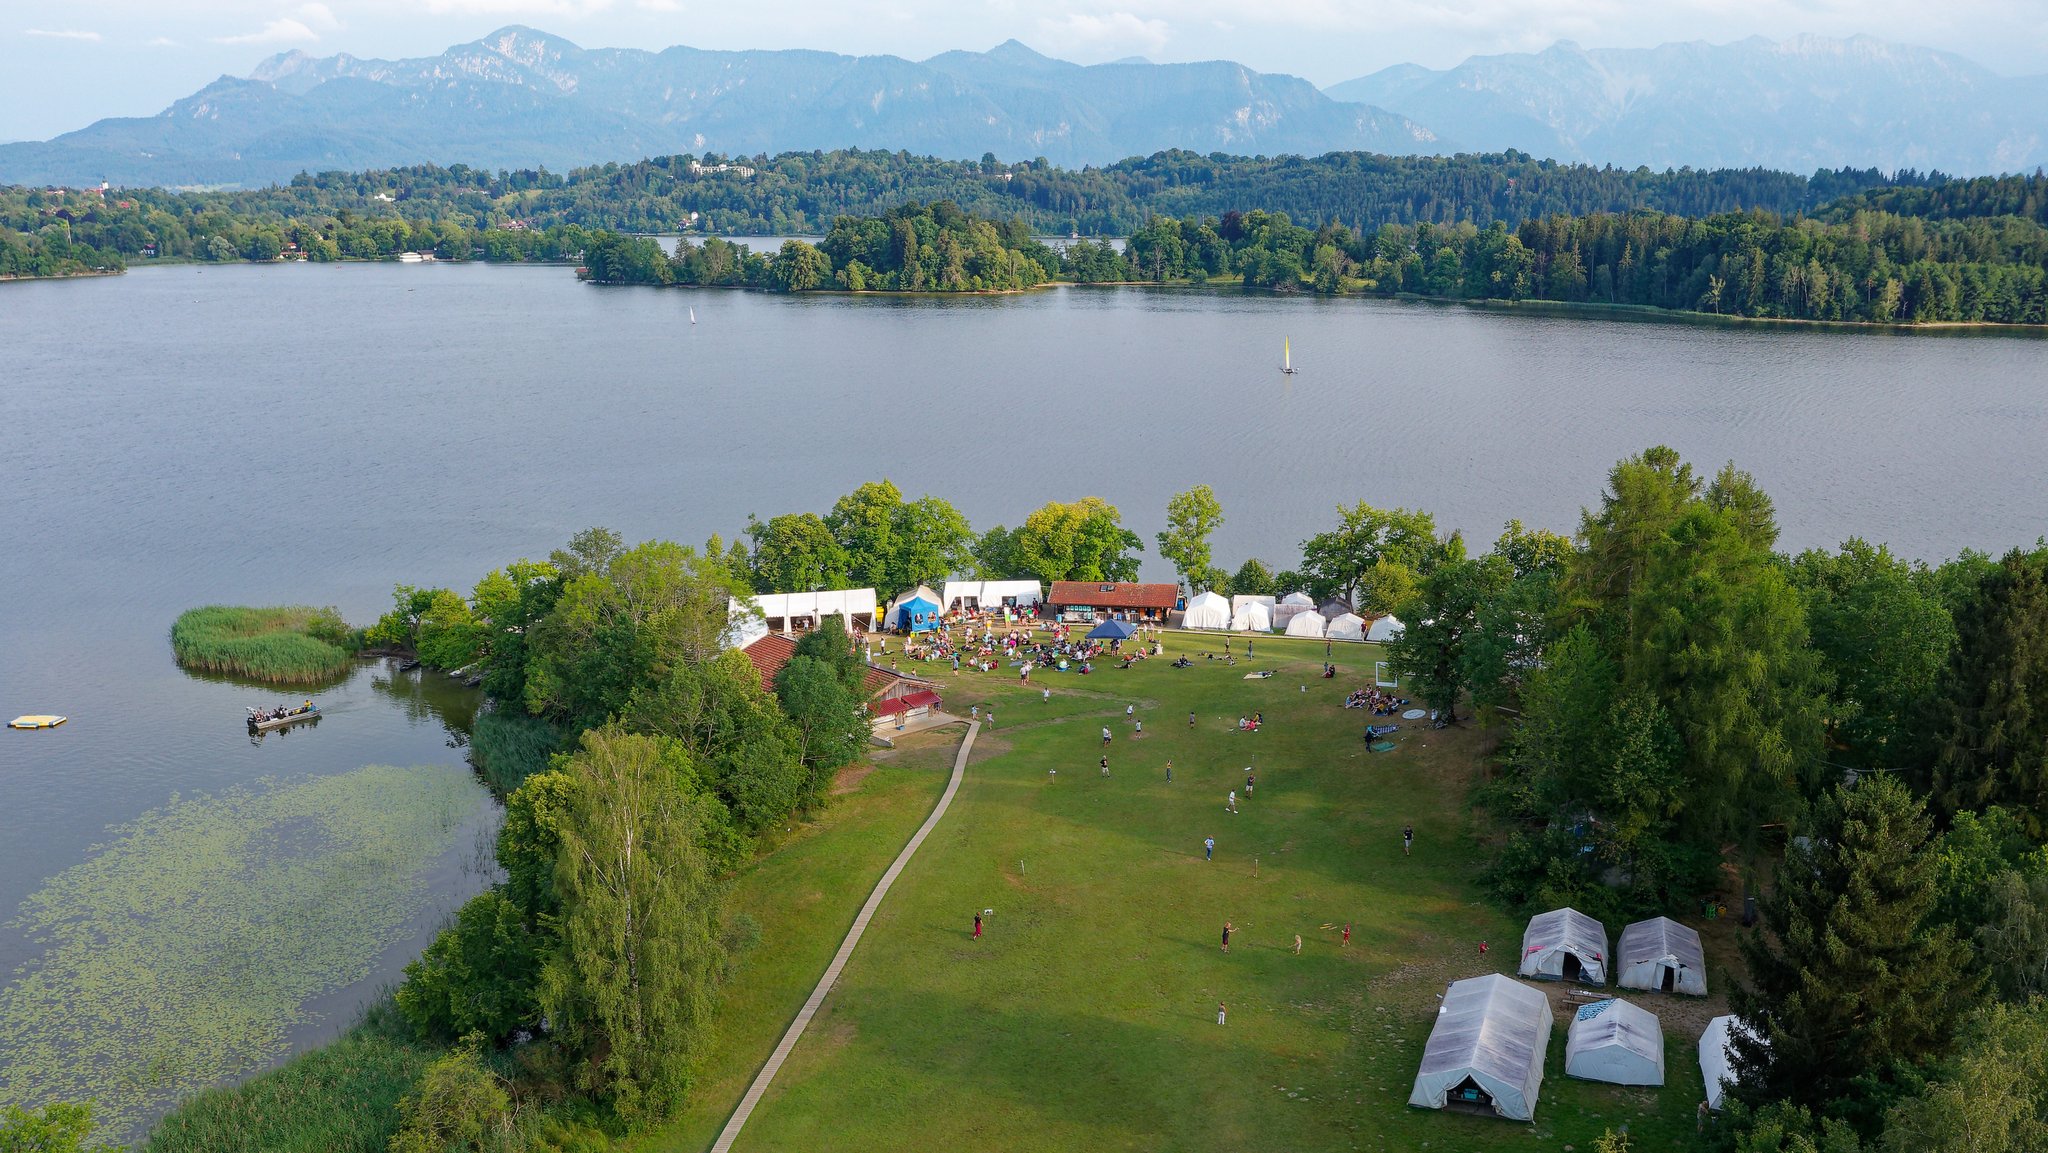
[1134, 719, 1142, 736]
[1204, 836, 1214, 860]
[1100, 755, 1110, 777]
[1043, 687, 1050, 703]
[1217, 1002, 1227, 1025]
[1293, 934, 1303, 955]
[971, 704, 979, 721]
[1189, 711, 1196, 728]
[1165, 760, 1174, 783]
[985, 710, 993, 729]
[1227, 790, 1238, 813]
[1245, 770, 1255, 795]
[1102, 726, 1112, 746]
[973, 913, 983, 940]
[1222, 922, 1232, 952]
[1343, 923, 1351, 948]
[1403, 824, 1414, 856]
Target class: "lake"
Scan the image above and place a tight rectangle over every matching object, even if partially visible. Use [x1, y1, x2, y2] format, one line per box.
[1, 260, 2044, 1133]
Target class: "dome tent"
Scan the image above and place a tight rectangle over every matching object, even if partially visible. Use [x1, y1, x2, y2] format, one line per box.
[1230, 600, 1272, 632]
[1699, 1014, 1761, 1111]
[1284, 609, 1328, 638]
[1366, 614, 1406, 642]
[1182, 590, 1231, 630]
[888, 585, 942, 633]
[1280, 592, 1315, 607]
[1617, 917, 1708, 996]
[1565, 998, 1665, 1086]
[1519, 907, 1609, 985]
[1326, 612, 1366, 641]
[1408, 973, 1552, 1122]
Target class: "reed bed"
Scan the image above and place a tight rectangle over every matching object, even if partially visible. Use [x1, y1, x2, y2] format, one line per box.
[170, 605, 356, 683]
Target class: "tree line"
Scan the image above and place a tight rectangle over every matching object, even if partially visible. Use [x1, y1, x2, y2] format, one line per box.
[0, 148, 1960, 279]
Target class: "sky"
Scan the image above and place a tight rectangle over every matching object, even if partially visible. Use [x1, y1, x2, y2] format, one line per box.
[4, 0, 2047, 143]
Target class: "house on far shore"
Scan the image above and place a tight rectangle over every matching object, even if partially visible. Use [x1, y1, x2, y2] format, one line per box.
[738, 633, 941, 735]
[1047, 581, 1181, 623]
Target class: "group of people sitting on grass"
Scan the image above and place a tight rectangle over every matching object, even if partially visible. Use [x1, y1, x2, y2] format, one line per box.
[1344, 686, 1409, 715]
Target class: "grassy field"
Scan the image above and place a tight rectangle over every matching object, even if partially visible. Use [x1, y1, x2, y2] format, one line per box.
[169, 605, 356, 683]
[652, 630, 1710, 1153]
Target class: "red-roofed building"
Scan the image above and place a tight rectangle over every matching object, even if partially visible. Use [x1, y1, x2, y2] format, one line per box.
[739, 633, 940, 732]
[1047, 581, 1181, 623]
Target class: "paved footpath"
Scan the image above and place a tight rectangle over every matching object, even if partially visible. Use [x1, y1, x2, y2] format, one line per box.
[709, 717, 980, 1153]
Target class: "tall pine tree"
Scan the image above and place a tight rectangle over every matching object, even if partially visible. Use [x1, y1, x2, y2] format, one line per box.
[1933, 550, 2048, 832]
[1732, 775, 1981, 1119]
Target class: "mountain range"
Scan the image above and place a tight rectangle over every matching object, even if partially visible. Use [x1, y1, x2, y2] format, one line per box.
[1, 28, 2043, 189]
[1326, 35, 2048, 176]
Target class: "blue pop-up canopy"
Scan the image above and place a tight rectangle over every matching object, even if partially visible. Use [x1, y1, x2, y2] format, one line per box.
[1087, 618, 1138, 641]
[895, 595, 940, 633]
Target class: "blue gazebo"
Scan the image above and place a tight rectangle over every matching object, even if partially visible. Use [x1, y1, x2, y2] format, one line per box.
[1086, 618, 1138, 641]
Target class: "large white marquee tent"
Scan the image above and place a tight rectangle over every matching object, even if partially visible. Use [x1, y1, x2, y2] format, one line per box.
[1326, 612, 1367, 641]
[1565, 998, 1665, 1086]
[727, 589, 877, 646]
[1182, 591, 1232, 630]
[1408, 973, 1552, 1122]
[1519, 907, 1610, 985]
[1273, 592, 1316, 630]
[1366, 614, 1406, 642]
[941, 580, 1043, 612]
[1617, 917, 1708, 996]
[1230, 600, 1272, 632]
[1284, 609, 1328, 638]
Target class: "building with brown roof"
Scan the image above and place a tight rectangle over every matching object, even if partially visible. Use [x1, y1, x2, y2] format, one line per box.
[1046, 581, 1181, 622]
[738, 633, 940, 732]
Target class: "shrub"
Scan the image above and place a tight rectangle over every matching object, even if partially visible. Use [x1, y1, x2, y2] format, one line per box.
[469, 712, 567, 798]
[387, 1043, 509, 1153]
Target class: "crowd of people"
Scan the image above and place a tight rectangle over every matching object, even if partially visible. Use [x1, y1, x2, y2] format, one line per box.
[1344, 686, 1410, 715]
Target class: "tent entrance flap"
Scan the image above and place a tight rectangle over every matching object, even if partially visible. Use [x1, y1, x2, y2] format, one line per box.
[1447, 1077, 1495, 1112]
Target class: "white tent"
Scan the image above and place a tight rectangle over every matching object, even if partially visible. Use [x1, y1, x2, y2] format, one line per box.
[1565, 998, 1665, 1086]
[1367, 614, 1406, 643]
[1182, 591, 1232, 630]
[1408, 974, 1553, 1122]
[941, 580, 1043, 612]
[1273, 591, 1316, 631]
[1285, 609, 1328, 638]
[1326, 612, 1367, 641]
[1617, 917, 1709, 996]
[1230, 600, 1272, 632]
[1699, 1015, 1760, 1111]
[728, 589, 878, 646]
[1519, 907, 1609, 985]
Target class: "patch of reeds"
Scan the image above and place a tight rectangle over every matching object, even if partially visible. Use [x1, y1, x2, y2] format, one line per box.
[141, 999, 429, 1153]
[170, 605, 358, 683]
[470, 710, 567, 798]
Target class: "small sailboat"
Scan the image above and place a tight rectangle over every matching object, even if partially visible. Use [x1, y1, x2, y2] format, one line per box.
[1282, 338, 1295, 375]
[690, 307, 697, 324]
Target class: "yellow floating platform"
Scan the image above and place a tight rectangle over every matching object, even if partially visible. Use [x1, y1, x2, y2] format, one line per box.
[9, 715, 67, 730]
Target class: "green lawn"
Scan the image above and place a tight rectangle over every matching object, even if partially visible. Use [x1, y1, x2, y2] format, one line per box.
[653, 631, 1706, 1152]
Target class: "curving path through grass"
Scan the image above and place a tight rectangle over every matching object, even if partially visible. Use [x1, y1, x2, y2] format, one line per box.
[707, 717, 980, 1153]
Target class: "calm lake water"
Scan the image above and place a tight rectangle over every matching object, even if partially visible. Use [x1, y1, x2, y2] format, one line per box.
[1, 261, 2045, 1127]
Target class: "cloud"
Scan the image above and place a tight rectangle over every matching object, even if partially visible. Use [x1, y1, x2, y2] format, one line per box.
[145, 36, 180, 47]
[418, 0, 615, 14]
[1037, 11, 1170, 55]
[637, 0, 682, 10]
[217, 18, 317, 44]
[24, 28, 103, 42]
[296, 2, 342, 33]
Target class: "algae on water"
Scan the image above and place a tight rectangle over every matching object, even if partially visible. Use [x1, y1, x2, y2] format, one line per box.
[0, 764, 482, 1139]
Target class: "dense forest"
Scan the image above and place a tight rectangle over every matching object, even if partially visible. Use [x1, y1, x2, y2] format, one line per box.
[9, 155, 2047, 322]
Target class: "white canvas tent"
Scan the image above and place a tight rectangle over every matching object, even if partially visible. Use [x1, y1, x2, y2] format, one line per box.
[1182, 591, 1232, 630]
[1519, 907, 1609, 985]
[1326, 612, 1367, 641]
[1273, 592, 1315, 631]
[1285, 609, 1328, 638]
[941, 580, 1043, 612]
[1408, 974, 1552, 1122]
[1617, 917, 1708, 996]
[1367, 614, 1406, 643]
[1565, 999, 1665, 1086]
[728, 589, 878, 646]
[1230, 600, 1273, 632]
[1699, 1015, 1760, 1111]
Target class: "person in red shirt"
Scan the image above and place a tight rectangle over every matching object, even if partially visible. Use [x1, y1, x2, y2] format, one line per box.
[973, 913, 983, 940]
[1343, 923, 1351, 948]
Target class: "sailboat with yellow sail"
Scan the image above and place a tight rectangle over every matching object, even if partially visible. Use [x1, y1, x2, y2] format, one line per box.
[1282, 338, 1295, 375]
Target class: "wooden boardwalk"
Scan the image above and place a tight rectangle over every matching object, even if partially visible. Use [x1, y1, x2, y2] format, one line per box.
[708, 717, 979, 1153]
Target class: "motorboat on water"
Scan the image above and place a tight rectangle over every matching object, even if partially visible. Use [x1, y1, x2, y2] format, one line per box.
[248, 702, 319, 732]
